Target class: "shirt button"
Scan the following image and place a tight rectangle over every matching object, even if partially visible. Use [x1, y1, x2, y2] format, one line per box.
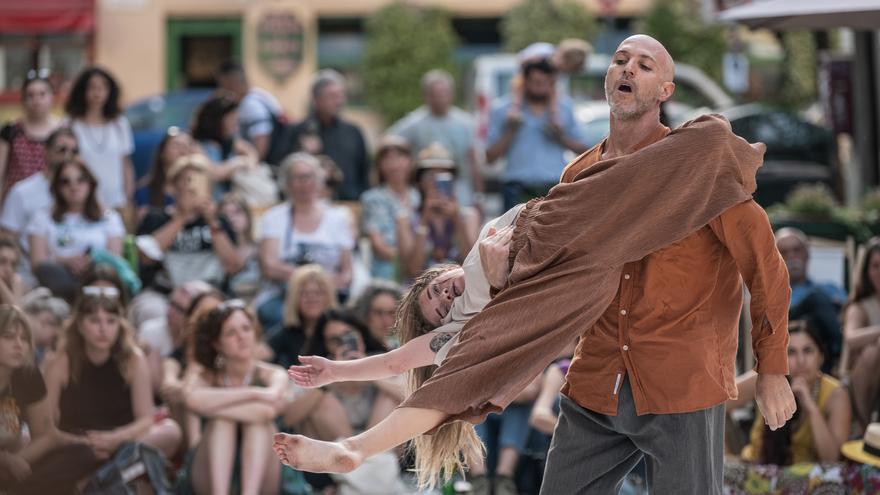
[623, 274, 631, 280]
[620, 309, 627, 316]
[622, 345, 630, 351]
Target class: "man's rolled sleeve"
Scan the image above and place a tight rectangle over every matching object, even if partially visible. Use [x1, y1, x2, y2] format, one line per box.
[711, 200, 791, 375]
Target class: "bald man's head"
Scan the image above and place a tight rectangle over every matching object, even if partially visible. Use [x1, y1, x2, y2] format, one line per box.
[605, 34, 676, 122]
[617, 35, 675, 82]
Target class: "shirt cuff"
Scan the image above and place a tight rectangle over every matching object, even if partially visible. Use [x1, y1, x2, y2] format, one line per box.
[754, 345, 790, 375]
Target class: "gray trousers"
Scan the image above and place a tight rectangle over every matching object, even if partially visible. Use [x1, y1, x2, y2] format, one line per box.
[539, 377, 724, 495]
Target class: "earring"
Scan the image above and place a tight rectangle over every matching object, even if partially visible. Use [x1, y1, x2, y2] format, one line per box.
[214, 354, 225, 369]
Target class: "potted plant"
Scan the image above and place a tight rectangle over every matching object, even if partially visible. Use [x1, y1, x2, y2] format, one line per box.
[768, 184, 867, 241]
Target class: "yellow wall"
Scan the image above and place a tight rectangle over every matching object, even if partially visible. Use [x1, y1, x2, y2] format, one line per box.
[96, 0, 652, 109]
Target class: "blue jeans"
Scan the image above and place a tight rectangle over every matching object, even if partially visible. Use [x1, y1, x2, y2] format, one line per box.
[502, 181, 557, 211]
[476, 403, 531, 476]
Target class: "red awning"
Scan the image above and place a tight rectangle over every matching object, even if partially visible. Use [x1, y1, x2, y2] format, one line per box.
[0, 0, 95, 34]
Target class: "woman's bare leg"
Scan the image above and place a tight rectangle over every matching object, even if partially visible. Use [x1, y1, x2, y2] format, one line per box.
[139, 418, 183, 458]
[191, 419, 236, 495]
[850, 343, 880, 430]
[240, 422, 278, 495]
[273, 406, 446, 473]
[297, 392, 354, 441]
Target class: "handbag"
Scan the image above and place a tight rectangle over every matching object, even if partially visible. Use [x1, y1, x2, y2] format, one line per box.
[82, 442, 172, 495]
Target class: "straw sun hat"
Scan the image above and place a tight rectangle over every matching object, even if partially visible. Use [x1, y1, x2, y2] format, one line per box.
[841, 422, 880, 467]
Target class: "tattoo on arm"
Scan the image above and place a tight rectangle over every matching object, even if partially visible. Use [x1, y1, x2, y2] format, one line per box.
[429, 333, 455, 353]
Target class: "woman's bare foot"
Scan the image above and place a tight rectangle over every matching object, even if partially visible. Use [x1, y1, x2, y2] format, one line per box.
[272, 433, 363, 473]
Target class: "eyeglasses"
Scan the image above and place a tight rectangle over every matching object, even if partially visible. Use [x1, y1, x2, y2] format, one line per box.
[60, 175, 88, 187]
[82, 286, 120, 299]
[288, 173, 317, 183]
[52, 145, 79, 156]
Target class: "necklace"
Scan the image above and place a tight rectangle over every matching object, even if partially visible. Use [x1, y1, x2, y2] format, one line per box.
[80, 120, 109, 152]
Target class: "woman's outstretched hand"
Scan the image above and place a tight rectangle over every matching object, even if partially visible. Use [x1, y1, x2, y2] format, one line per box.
[288, 355, 337, 388]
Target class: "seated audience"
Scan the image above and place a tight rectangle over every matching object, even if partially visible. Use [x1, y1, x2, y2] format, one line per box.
[1, 127, 77, 246]
[268, 264, 337, 370]
[0, 236, 23, 306]
[183, 301, 285, 495]
[135, 154, 243, 289]
[255, 153, 354, 332]
[397, 143, 478, 278]
[360, 135, 418, 281]
[776, 228, 845, 371]
[191, 93, 258, 199]
[42, 286, 182, 479]
[730, 321, 851, 465]
[219, 193, 260, 300]
[134, 127, 195, 218]
[843, 237, 880, 430]
[0, 305, 93, 495]
[349, 280, 402, 348]
[28, 159, 124, 302]
[22, 288, 69, 368]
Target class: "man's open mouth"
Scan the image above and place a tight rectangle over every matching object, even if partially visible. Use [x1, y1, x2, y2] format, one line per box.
[617, 82, 633, 93]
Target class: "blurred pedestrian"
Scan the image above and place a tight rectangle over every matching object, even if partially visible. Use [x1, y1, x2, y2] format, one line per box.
[65, 67, 134, 213]
[0, 70, 60, 201]
[389, 70, 483, 205]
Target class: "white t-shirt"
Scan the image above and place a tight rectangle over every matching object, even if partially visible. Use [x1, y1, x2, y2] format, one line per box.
[27, 209, 125, 260]
[238, 88, 282, 140]
[432, 204, 524, 365]
[70, 116, 134, 209]
[255, 201, 355, 303]
[0, 173, 52, 244]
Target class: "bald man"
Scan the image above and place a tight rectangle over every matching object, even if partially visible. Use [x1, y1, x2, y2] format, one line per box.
[273, 35, 795, 495]
[534, 34, 794, 494]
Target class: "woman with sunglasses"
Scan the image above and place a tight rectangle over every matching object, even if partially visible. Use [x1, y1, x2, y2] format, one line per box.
[65, 67, 133, 213]
[183, 300, 286, 495]
[41, 287, 182, 481]
[27, 159, 125, 302]
[134, 127, 195, 221]
[0, 71, 60, 202]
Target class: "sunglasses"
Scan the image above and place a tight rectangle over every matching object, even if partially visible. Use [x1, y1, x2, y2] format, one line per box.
[60, 175, 89, 187]
[217, 299, 247, 312]
[82, 286, 120, 300]
[26, 68, 50, 81]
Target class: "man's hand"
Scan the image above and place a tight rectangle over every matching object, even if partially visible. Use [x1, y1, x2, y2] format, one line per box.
[479, 226, 514, 290]
[755, 373, 797, 431]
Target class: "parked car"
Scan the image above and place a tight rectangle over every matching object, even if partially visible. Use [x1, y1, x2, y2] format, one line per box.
[715, 104, 838, 207]
[125, 88, 213, 179]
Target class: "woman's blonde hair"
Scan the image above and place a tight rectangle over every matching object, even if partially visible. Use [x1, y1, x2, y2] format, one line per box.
[0, 305, 35, 368]
[395, 264, 484, 489]
[60, 292, 138, 383]
[283, 264, 338, 328]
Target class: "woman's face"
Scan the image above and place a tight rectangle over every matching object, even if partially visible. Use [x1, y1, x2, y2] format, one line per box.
[85, 74, 110, 111]
[380, 149, 412, 185]
[23, 80, 53, 117]
[418, 267, 466, 327]
[33, 310, 61, 348]
[79, 308, 121, 354]
[221, 201, 249, 237]
[221, 110, 239, 139]
[787, 332, 822, 379]
[324, 320, 365, 361]
[0, 325, 28, 370]
[57, 163, 91, 207]
[215, 310, 256, 361]
[868, 251, 880, 294]
[298, 280, 329, 322]
[162, 134, 194, 169]
[367, 293, 398, 343]
[287, 162, 320, 203]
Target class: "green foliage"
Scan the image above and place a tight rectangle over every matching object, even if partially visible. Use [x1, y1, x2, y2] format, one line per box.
[635, 0, 726, 81]
[363, 2, 458, 124]
[501, 0, 598, 53]
[778, 31, 817, 109]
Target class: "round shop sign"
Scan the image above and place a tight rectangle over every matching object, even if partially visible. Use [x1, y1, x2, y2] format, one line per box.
[257, 11, 305, 84]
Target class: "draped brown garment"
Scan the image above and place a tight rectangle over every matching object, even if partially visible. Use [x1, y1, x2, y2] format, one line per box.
[401, 114, 766, 426]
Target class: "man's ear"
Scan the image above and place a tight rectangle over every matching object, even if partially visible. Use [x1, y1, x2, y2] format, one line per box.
[659, 81, 676, 102]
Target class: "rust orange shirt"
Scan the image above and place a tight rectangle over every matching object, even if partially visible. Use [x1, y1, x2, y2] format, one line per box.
[560, 129, 791, 416]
